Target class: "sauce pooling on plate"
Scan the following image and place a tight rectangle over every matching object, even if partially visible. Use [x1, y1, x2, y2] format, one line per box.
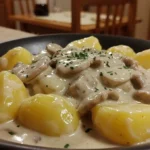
[0, 36, 150, 148]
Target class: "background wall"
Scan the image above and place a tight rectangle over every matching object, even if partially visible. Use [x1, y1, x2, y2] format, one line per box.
[135, 0, 150, 39]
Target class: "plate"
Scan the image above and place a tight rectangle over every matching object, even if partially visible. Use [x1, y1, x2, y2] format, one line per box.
[0, 33, 150, 150]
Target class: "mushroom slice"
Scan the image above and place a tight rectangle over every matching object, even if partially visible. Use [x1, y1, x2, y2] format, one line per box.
[133, 90, 150, 104]
[12, 56, 50, 83]
[131, 74, 145, 89]
[46, 43, 62, 55]
[100, 66, 132, 87]
[90, 56, 102, 68]
[108, 90, 119, 101]
[68, 69, 98, 99]
[122, 57, 138, 69]
[56, 59, 92, 75]
[78, 92, 108, 116]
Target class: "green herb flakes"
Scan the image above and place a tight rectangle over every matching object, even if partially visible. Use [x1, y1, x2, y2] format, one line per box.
[100, 72, 103, 76]
[123, 66, 129, 69]
[70, 66, 74, 70]
[64, 144, 70, 148]
[8, 131, 15, 135]
[106, 61, 110, 67]
[94, 87, 99, 92]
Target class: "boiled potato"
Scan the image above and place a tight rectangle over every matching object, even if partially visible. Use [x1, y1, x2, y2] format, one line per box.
[92, 103, 150, 145]
[18, 94, 79, 136]
[67, 36, 102, 50]
[134, 49, 150, 69]
[0, 47, 32, 71]
[0, 71, 29, 123]
[107, 45, 136, 58]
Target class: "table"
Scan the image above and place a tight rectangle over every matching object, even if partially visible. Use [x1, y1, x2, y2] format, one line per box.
[0, 26, 35, 43]
[8, 11, 141, 33]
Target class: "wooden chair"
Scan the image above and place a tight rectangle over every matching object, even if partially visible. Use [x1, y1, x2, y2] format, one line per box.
[71, 0, 137, 36]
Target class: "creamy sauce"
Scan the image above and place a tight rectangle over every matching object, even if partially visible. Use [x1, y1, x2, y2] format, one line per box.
[0, 120, 118, 149]
[1, 44, 150, 148]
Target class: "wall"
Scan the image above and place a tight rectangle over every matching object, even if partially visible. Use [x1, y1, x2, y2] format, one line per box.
[135, 0, 150, 39]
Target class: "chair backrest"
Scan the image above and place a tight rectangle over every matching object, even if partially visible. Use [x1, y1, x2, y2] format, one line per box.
[71, 0, 137, 36]
[6, 0, 50, 16]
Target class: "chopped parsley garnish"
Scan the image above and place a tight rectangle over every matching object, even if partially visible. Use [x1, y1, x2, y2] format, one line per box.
[104, 87, 107, 90]
[107, 71, 113, 74]
[32, 60, 37, 63]
[93, 57, 96, 60]
[94, 87, 99, 92]
[85, 128, 92, 133]
[46, 85, 48, 87]
[70, 66, 74, 70]
[100, 72, 103, 76]
[65, 63, 69, 67]
[8, 131, 15, 135]
[106, 61, 110, 67]
[70, 51, 88, 60]
[107, 71, 113, 75]
[64, 144, 70, 148]
[31, 66, 35, 68]
[123, 66, 130, 69]
[21, 71, 24, 73]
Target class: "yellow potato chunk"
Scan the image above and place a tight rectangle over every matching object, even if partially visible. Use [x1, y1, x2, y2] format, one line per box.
[107, 45, 136, 58]
[134, 49, 150, 69]
[0, 47, 33, 71]
[92, 103, 150, 145]
[0, 71, 29, 123]
[18, 94, 79, 136]
[67, 36, 102, 50]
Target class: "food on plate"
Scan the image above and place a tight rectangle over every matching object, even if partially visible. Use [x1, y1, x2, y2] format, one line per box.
[0, 36, 150, 148]
[107, 45, 136, 58]
[0, 71, 29, 123]
[18, 94, 79, 136]
[0, 47, 32, 71]
[67, 36, 102, 50]
[134, 49, 150, 69]
[92, 103, 150, 145]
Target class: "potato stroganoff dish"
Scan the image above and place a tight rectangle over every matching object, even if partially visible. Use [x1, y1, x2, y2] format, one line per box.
[0, 36, 150, 149]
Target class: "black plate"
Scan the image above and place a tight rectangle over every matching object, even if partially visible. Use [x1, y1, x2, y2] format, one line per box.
[0, 34, 150, 55]
[0, 34, 150, 150]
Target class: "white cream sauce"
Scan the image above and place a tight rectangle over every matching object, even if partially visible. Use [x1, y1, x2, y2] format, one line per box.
[0, 120, 118, 149]
[1, 45, 150, 148]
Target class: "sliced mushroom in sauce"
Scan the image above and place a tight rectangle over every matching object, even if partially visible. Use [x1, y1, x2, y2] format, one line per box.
[11, 45, 150, 116]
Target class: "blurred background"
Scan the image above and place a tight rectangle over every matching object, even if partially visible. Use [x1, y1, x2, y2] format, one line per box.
[0, 0, 150, 40]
